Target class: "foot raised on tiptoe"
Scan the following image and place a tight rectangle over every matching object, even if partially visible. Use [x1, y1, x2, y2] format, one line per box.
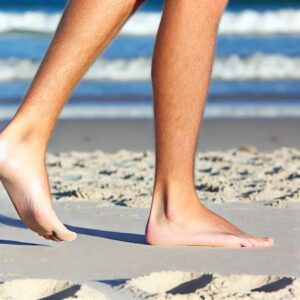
[0, 135, 76, 242]
[146, 190, 274, 248]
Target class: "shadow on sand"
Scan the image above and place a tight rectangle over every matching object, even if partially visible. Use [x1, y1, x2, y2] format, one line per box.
[98, 275, 295, 296]
[0, 214, 48, 246]
[0, 239, 48, 247]
[68, 225, 146, 244]
[0, 214, 146, 245]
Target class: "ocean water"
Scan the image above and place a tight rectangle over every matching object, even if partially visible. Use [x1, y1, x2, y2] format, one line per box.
[0, 0, 300, 119]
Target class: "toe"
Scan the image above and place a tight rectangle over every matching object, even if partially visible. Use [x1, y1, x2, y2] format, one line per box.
[241, 233, 274, 248]
[43, 234, 52, 240]
[221, 233, 253, 248]
[265, 236, 273, 242]
[53, 224, 77, 242]
[264, 237, 274, 247]
[238, 237, 255, 248]
[49, 235, 61, 242]
[256, 236, 274, 247]
[46, 213, 77, 242]
[250, 236, 274, 248]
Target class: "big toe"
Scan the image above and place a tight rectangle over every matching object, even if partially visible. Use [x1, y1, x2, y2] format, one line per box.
[46, 210, 77, 242]
[38, 213, 77, 242]
[52, 222, 77, 242]
[263, 236, 274, 247]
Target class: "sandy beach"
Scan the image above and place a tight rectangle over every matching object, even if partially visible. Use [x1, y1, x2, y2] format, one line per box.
[0, 146, 299, 299]
[46, 147, 300, 208]
[1, 0, 300, 298]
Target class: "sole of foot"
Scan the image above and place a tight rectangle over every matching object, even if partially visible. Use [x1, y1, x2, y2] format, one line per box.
[0, 137, 76, 242]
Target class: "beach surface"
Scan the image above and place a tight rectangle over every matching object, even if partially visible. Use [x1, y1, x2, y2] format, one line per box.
[0, 147, 299, 299]
[0, 202, 299, 299]
[45, 147, 300, 208]
[1, 0, 300, 297]
[1, 118, 300, 153]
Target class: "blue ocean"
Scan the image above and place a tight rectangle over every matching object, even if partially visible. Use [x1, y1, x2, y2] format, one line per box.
[0, 0, 300, 119]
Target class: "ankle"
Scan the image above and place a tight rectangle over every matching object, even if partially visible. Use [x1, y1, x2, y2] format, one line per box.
[150, 180, 201, 223]
[0, 132, 47, 172]
[1, 122, 47, 152]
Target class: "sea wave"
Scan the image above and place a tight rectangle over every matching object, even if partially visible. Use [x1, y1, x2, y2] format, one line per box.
[2, 102, 300, 120]
[0, 9, 300, 35]
[1, 54, 300, 82]
[213, 54, 300, 80]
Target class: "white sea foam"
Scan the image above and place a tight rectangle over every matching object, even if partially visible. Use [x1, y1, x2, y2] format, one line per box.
[0, 11, 59, 34]
[1, 103, 300, 120]
[0, 9, 300, 35]
[213, 54, 300, 80]
[0, 57, 151, 81]
[1, 54, 300, 82]
[220, 9, 300, 35]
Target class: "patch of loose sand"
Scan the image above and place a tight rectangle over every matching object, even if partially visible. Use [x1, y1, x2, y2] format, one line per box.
[118, 271, 300, 299]
[0, 279, 106, 300]
[41, 147, 300, 208]
[1, 273, 299, 300]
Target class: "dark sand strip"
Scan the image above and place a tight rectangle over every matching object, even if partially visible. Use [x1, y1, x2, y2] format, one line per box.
[1, 118, 296, 152]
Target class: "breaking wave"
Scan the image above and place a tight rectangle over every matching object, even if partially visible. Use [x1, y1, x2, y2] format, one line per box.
[1, 54, 300, 82]
[0, 9, 300, 36]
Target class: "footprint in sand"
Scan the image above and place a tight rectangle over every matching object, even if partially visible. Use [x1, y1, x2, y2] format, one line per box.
[118, 271, 300, 299]
[0, 279, 106, 300]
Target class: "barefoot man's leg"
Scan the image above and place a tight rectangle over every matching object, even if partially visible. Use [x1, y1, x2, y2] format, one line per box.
[0, 0, 144, 242]
[146, 0, 274, 247]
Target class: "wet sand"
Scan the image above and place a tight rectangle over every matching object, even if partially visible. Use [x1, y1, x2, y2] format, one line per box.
[2, 118, 300, 152]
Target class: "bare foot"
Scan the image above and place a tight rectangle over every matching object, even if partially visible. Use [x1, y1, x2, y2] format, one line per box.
[0, 135, 76, 242]
[146, 194, 274, 248]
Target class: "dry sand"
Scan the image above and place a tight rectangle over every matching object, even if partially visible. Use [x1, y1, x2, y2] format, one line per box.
[0, 279, 106, 300]
[119, 271, 300, 299]
[46, 147, 300, 207]
[0, 272, 299, 299]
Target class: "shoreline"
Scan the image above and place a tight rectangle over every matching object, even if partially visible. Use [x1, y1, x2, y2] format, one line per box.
[2, 101, 300, 121]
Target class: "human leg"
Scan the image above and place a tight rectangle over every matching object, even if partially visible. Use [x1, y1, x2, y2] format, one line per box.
[146, 0, 273, 247]
[0, 0, 144, 241]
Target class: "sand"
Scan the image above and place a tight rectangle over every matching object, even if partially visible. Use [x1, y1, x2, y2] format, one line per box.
[120, 271, 300, 299]
[0, 202, 299, 299]
[2, 119, 300, 153]
[0, 279, 106, 300]
[46, 147, 300, 207]
[0, 272, 299, 300]
[0, 147, 299, 299]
